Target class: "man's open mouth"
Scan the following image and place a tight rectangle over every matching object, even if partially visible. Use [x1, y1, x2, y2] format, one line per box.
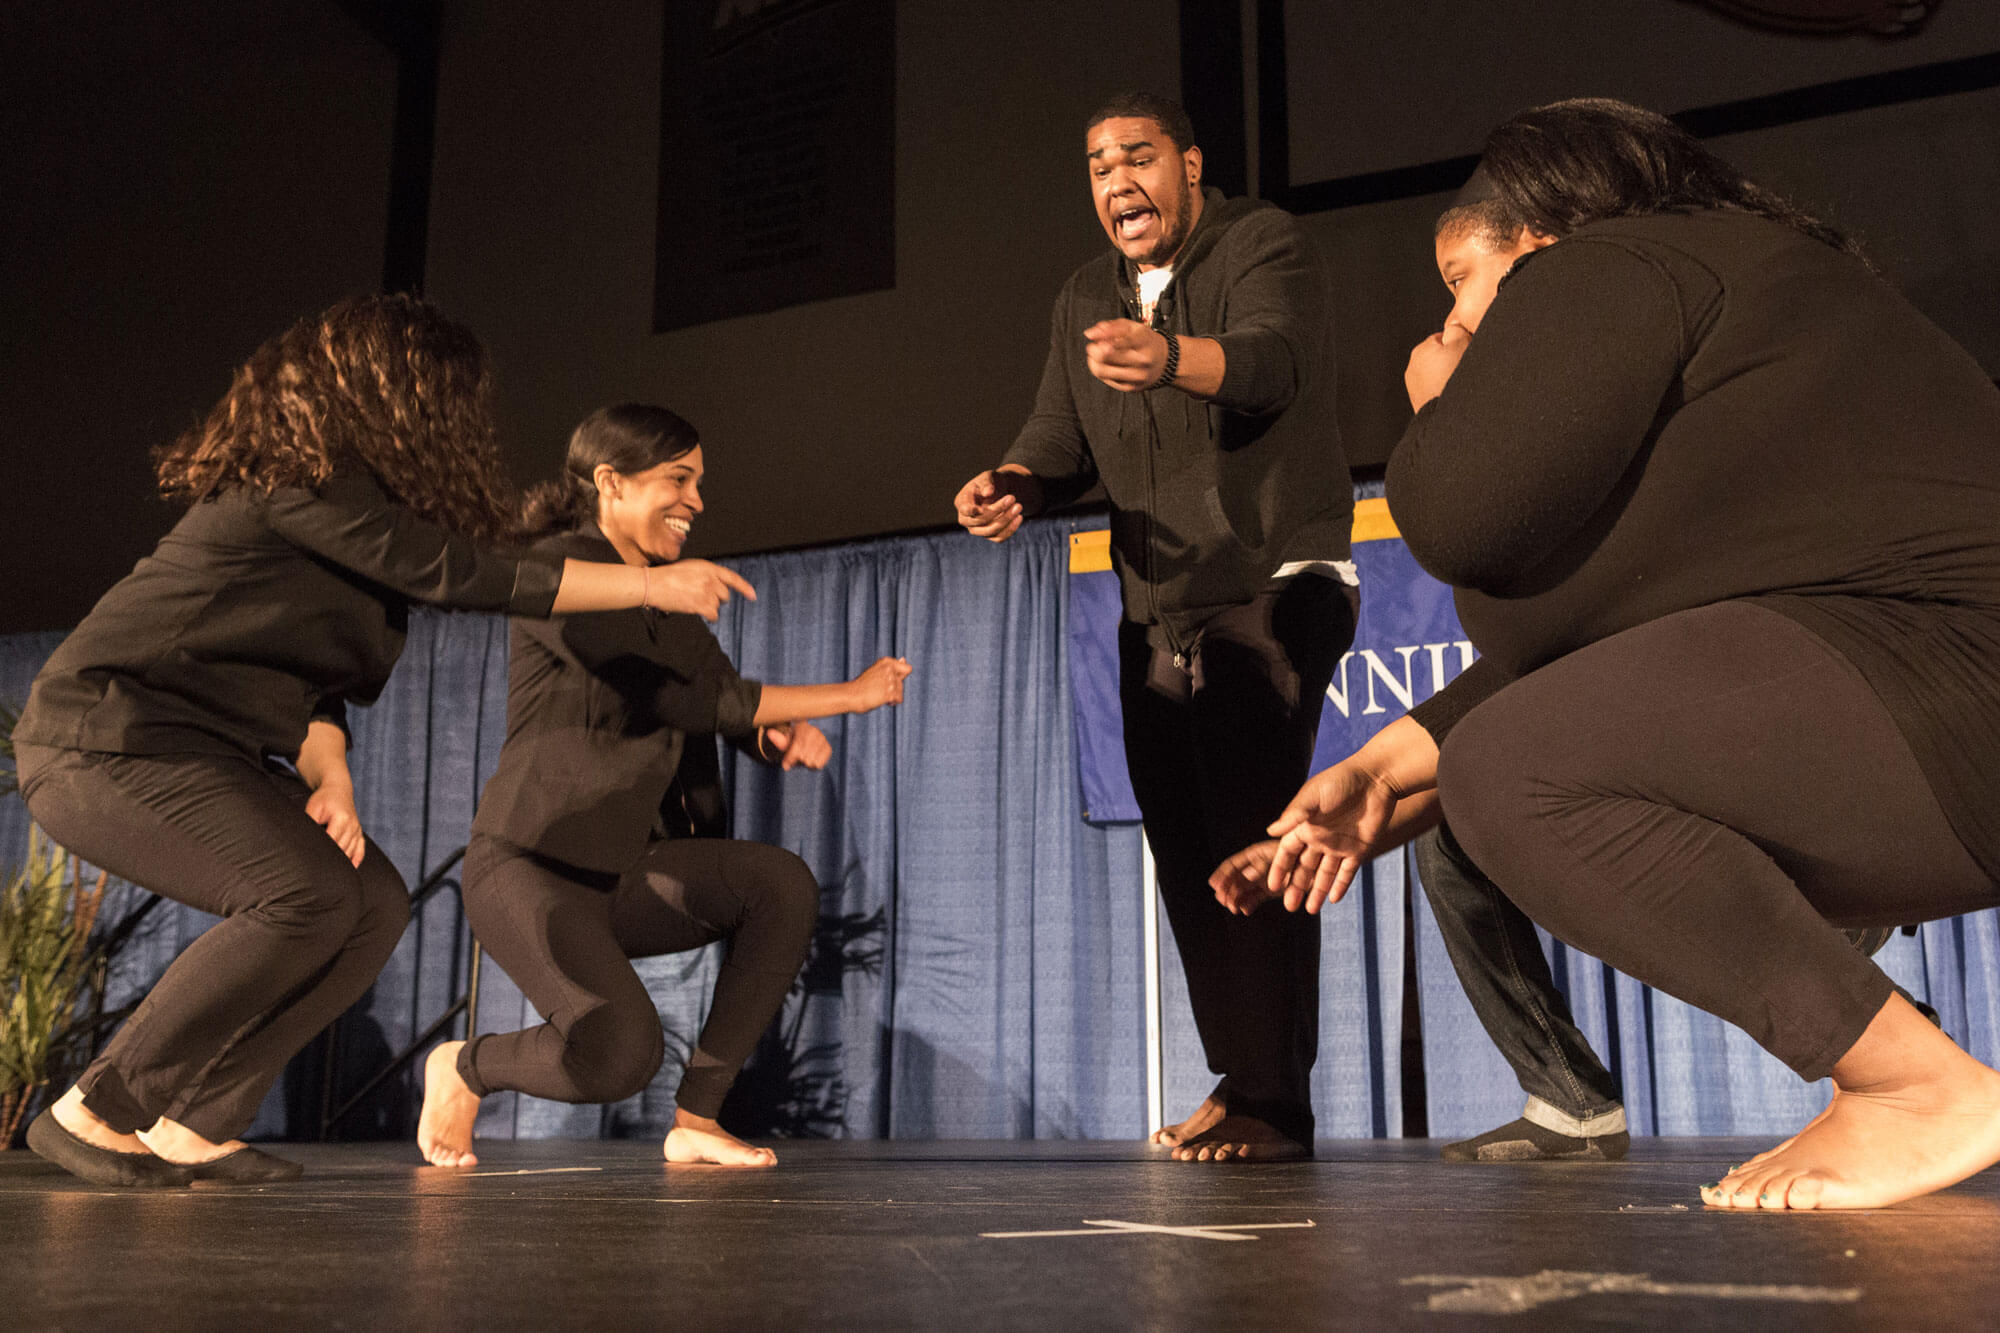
[1115, 206, 1157, 241]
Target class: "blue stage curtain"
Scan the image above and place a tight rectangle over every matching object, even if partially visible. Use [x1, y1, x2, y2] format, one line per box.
[0, 514, 1990, 1142]
[710, 523, 1151, 1138]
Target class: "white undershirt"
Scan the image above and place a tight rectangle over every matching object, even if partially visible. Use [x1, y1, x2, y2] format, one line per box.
[1136, 266, 1175, 323]
[1275, 559, 1360, 588]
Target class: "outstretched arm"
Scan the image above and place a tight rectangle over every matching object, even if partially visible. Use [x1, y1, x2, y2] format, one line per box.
[954, 467, 1045, 543]
[1251, 715, 1442, 915]
[987, 286, 1101, 523]
[266, 474, 757, 621]
[1211, 789, 1442, 916]
[1087, 208, 1326, 411]
[1082, 320, 1226, 398]
[551, 557, 756, 620]
[753, 657, 912, 725]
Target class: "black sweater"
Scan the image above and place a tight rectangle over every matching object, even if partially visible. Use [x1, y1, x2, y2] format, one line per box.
[1003, 189, 1352, 651]
[470, 525, 763, 874]
[1396, 210, 2000, 879]
[17, 473, 564, 763]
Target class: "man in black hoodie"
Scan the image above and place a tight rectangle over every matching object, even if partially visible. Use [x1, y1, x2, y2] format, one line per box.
[954, 93, 1354, 1160]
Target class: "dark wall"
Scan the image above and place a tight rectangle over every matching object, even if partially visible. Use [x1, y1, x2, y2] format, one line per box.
[5, 1, 1997, 633]
[0, 3, 397, 633]
[423, 0, 1178, 561]
[1285, 1, 2000, 470]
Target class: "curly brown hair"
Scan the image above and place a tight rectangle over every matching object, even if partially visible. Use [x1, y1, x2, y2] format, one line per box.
[154, 293, 521, 541]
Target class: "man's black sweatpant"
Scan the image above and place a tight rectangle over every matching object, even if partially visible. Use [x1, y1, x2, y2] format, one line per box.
[1118, 575, 1354, 1145]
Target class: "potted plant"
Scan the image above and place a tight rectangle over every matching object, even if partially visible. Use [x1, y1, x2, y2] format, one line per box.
[0, 699, 148, 1147]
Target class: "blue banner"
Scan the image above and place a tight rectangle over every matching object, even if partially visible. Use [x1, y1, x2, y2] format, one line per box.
[1067, 508, 1470, 825]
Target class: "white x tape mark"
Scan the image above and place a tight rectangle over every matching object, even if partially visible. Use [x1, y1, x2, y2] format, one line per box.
[459, 1167, 606, 1178]
[981, 1219, 1316, 1242]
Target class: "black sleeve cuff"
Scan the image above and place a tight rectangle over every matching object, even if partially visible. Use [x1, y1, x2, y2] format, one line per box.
[308, 695, 352, 744]
[508, 549, 566, 618]
[713, 678, 763, 739]
[1406, 655, 1510, 747]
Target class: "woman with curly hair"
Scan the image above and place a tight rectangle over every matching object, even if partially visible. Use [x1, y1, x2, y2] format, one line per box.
[13, 295, 752, 1187]
[417, 403, 910, 1169]
[1222, 98, 2000, 1210]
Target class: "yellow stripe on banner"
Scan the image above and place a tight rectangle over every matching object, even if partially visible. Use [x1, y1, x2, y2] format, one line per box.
[1066, 498, 1401, 574]
[1070, 530, 1113, 573]
[1351, 496, 1399, 543]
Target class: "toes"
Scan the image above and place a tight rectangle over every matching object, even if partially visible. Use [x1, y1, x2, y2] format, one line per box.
[1701, 1172, 1760, 1209]
[421, 1139, 475, 1168]
[1783, 1173, 1825, 1210]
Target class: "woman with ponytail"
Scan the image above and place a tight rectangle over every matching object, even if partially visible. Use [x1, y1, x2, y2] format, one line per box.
[418, 404, 911, 1169]
[14, 297, 750, 1187]
[1223, 98, 2000, 1210]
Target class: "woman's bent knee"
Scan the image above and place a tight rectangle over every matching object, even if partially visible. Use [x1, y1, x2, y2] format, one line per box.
[1437, 699, 1538, 868]
[562, 1006, 666, 1103]
[354, 847, 412, 939]
[749, 848, 820, 949]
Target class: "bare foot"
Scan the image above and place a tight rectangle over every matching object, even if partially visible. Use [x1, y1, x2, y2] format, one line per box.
[418, 1040, 481, 1168]
[664, 1110, 776, 1167]
[1729, 1099, 1835, 1174]
[51, 1086, 153, 1155]
[1702, 995, 2000, 1211]
[1151, 1092, 1225, 1147]
[137, 1116, 243, 1165]
[1171, 1114, 1310, 1163]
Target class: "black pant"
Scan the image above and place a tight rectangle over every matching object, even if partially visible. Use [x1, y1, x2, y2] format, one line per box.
[458, 834, 818, 1118]
[1441, 601, 1997, 1082]
[1119, 576, 1355, 1143]
[17, 745, 411, 1141]
[1414, 821, 1622, 1127]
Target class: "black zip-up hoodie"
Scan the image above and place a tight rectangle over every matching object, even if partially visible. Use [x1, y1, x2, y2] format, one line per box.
[1004, 189, 1352, 652]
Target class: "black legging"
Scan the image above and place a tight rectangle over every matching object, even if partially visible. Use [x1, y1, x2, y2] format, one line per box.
[457, 834, 818, 1117]
[1440, 600, 1997, 1081]
[16, 744, 411, 1141]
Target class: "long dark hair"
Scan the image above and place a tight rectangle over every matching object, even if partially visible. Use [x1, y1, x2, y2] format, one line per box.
[1438, 98, 1868, 265]
[153, 293, 521, 541]
[519, 403, 701, 539]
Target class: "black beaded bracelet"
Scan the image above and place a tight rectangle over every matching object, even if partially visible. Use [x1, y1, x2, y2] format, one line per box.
[1156, 332, 1180, 389]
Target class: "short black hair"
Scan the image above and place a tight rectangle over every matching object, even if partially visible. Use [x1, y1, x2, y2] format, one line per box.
[1086, 92, 1196, 153]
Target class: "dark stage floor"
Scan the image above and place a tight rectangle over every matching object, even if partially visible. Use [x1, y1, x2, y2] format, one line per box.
[4, 1137, 1996, 1329]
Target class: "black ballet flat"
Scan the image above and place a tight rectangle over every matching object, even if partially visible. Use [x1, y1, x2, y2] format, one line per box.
[178, 1144, 304, 1184]
[25, 1109, 191, 1189]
